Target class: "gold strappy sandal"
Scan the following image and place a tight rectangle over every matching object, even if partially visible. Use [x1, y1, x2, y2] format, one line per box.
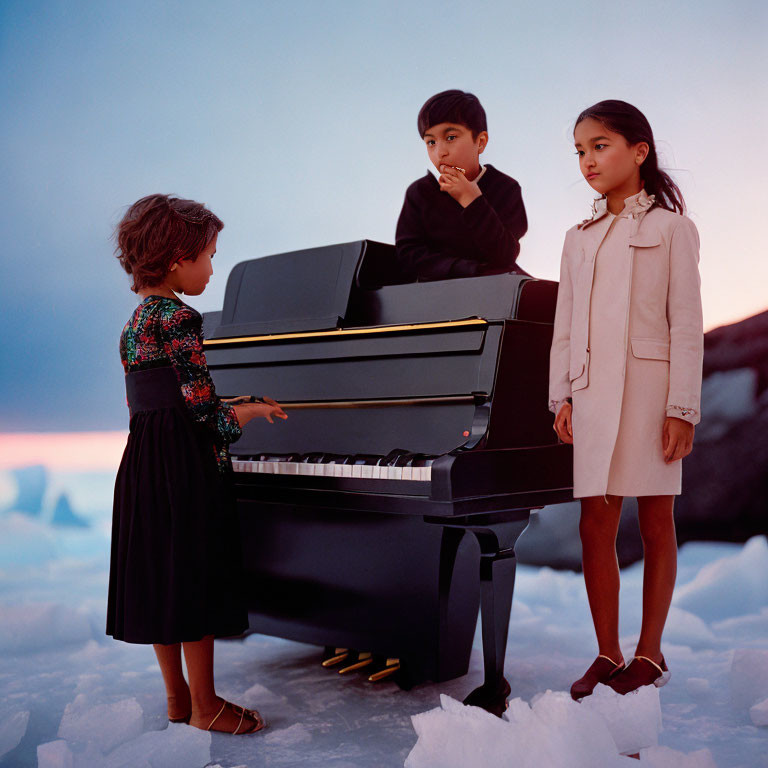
[205, 700, 266, 735]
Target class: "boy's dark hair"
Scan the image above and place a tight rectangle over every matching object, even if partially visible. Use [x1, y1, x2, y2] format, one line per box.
[417, 90, 487, 138]
[575, 100, 685, 214]
[114, 194, 223, 292]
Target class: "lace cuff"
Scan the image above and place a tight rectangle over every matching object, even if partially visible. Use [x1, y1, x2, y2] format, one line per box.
[666, 404, 699, 424]
[549, 398, 572, 416]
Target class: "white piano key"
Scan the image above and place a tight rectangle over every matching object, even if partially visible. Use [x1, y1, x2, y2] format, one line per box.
[361, 465, 373, 479]
[351, 464, 362, 478]
[340, 465, 352, 478]
[401, 466, 413, 481]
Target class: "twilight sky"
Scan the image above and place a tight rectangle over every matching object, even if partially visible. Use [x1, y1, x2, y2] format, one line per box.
[1, 0, 766, 431]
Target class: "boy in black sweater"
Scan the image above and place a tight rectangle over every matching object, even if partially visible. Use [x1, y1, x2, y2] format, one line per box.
[393, 90, 527, 283]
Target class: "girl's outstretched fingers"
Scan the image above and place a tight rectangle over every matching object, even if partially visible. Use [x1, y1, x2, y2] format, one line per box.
[262, 396, 288, 420]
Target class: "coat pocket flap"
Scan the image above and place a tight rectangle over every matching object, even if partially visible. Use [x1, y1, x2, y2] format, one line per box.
[628, 233, 662, 248]
[631, 337, 670, 361]
[569, 361, 585, 381]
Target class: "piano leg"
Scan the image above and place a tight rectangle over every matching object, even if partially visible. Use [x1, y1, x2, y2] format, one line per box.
[462, 518, 529, 717]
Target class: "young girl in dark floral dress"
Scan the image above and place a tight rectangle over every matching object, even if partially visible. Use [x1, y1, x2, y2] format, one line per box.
[107, 194, 286, 735]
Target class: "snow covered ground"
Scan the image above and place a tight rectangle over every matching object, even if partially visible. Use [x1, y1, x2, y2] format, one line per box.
[0, 467, 766, 767]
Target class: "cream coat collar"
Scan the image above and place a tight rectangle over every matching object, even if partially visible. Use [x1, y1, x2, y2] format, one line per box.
[578, 188, 655, 230]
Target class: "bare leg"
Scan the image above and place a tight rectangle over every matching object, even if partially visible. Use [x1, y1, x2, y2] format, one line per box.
[635, 495, 677, 663]
[184, 635, 262, 732]
[579, 495, 624, 664]
[153, 643, 191, 721]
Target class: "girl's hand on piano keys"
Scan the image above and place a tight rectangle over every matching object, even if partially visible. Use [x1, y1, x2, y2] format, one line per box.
[259, 396, 288, 423]
[232, 397, 287, 426]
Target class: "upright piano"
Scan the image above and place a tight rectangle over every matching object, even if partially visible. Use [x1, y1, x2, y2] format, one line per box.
[202, 241, 572, 715]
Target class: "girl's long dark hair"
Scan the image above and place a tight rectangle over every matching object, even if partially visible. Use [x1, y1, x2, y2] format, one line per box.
[575, 100, 685, 214]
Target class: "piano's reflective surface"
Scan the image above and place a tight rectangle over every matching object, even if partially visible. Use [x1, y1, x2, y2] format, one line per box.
[203, 240, 572, 715]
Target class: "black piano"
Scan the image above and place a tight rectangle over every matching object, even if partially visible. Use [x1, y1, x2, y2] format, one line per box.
[202, 241, 572, 716]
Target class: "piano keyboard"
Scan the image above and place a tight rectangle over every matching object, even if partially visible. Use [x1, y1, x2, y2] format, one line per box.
[232, 459, 432, 482]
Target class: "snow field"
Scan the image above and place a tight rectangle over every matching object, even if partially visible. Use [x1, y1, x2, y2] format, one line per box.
[0, 469, 766, 767]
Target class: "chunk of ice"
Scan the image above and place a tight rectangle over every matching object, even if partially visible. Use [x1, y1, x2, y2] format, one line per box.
[102, 723, 210, 768]
[581, 684, 662, 755]
[729, 649, 768, 711]
[36, 740, 74, 768]
[263, 722, 311, 745]
[58, 695, 143, 753]
[663, 607, 716, 648]
[51, 493, 89, 528]
[406, 697, 524, 768]
[674, 536, 768, 622]
[0, 470, 15, 509]
[0, 709, 29, 759]
[685, 678, 710, 698]
[239, 682, 287, 708]
[406, 692, 626, 768]
[0, 602, 91, 653]
[749, 697, 768, 727]
[638, 744, 717, 767]
[9, 466, 46, 517]
[712, 607, 768, 644]
[0, 513, 56, 567]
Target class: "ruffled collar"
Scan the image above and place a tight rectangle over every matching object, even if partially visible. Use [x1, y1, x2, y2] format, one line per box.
[620, 188, 655, 217]
[578, 188, 655, 229]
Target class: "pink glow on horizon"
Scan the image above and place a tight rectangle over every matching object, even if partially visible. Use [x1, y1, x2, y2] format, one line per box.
[0, 432, 127, 471]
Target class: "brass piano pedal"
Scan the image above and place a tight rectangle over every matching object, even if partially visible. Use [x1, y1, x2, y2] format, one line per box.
[321, 647, 350, 668]
[368, 658, 400, 683]
[338, 651, 373, 674]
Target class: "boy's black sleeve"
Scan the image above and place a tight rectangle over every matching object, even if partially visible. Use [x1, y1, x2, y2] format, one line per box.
[460, 180, 527, 270]
[395, 184, 481, 281]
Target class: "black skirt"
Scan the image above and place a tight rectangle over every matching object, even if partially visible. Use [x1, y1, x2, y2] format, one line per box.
[106, 367, 248, 644]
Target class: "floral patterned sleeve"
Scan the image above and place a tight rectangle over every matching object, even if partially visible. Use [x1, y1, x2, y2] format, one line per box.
[159, 303, 242, 446]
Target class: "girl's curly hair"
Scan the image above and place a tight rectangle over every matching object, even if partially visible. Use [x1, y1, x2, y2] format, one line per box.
[114, 194, 223, 292]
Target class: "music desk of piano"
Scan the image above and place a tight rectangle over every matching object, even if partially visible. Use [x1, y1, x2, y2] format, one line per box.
[202, 241, 573, 716]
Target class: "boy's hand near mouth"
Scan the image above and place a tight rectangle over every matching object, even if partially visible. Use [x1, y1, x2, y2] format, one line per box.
[438, 164, 482, 208]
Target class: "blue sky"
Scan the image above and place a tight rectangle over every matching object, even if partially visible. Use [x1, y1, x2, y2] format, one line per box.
[1, 0, 766, 431]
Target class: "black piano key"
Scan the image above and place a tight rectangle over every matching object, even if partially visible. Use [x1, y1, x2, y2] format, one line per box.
[259, 453, 300, 462]
[411, 454, 438, 467]
[300, 453, 326, 463]
[385, 449, 411, 466]
[351, 454, 386, 466]
[321, 454, 352, 465]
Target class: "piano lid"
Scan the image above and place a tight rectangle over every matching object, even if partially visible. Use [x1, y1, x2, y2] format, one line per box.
[206, 240, 556, 340]
[208, 241, 365, 339]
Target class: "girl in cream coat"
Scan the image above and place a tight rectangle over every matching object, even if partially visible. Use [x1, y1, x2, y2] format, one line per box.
[549, 100, 703, 699]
